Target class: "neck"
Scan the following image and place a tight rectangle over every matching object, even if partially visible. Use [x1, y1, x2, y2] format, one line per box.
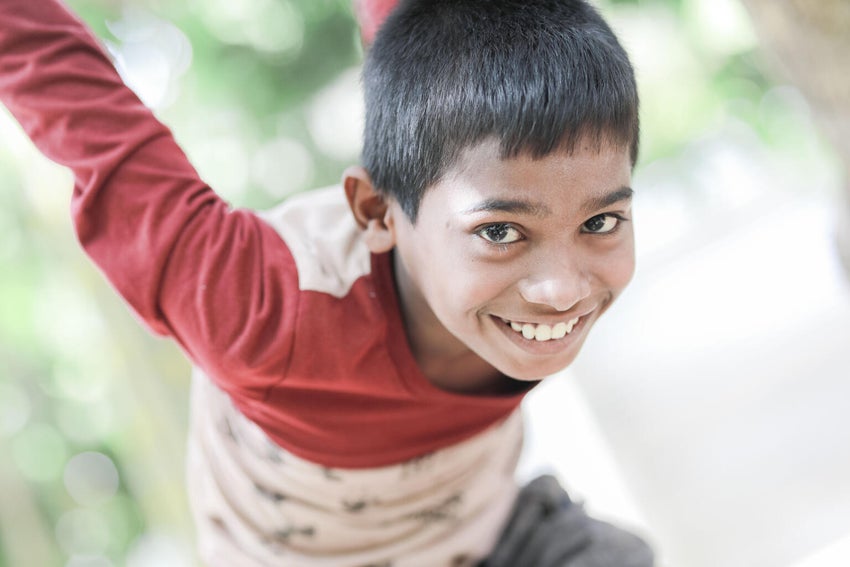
[418, 351, 528, 395]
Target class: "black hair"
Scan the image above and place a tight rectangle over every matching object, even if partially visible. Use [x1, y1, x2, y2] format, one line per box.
[361, 0, 639, 221]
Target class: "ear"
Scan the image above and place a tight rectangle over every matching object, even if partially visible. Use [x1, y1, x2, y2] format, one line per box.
[343, 166, 396, 254]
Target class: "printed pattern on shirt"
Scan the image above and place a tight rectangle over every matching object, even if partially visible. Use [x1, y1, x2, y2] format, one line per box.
[187, 371, 522, 567]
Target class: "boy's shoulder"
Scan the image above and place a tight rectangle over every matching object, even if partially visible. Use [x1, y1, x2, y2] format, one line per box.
[258, 186, 373, 298]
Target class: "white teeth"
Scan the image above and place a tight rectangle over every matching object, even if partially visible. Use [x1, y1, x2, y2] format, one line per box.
[534, 325, 552, 341]
[506, 317, 580, 342]
[552, 322, 568, 339]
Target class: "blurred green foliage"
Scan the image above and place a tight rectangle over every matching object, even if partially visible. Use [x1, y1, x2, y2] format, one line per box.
[0, 0, 835, 565]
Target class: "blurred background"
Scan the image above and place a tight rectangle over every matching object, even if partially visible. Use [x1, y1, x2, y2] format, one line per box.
[0, 0, 847, 566]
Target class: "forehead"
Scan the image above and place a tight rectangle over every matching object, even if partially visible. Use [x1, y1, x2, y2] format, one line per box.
[421, 138, 633, 217]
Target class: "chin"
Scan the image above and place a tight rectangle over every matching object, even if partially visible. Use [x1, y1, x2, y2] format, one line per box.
[497, 357, 575, 382]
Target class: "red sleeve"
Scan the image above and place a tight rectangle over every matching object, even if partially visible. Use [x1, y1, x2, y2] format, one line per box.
[0, 0, 299, 398]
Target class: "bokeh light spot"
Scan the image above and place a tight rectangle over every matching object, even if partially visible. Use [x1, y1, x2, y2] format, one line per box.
[308, 68, 364, 161]
[11, 423, 68, 482]
[106, 9, 193, 109]
[252, 137, 314, 199]
[64, 451, 120, 506]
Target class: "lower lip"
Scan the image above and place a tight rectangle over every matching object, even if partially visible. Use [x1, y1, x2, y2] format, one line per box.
[491, 315, 588, 355]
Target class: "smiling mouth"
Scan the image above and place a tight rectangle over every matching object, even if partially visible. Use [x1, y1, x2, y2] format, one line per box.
[499, 317, 581, 342]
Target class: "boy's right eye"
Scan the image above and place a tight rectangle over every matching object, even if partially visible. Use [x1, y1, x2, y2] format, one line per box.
[477, 223, 523, 244]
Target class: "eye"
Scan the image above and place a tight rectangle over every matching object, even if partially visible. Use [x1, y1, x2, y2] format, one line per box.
[477, 223, 523, 244]
[582, 213, 623, 234]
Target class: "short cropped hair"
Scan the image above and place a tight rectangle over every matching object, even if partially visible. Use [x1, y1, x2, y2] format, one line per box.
[361, 0, 640, 221]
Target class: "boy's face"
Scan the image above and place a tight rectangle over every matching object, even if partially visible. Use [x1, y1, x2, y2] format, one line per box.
[388, 139, 635, 382]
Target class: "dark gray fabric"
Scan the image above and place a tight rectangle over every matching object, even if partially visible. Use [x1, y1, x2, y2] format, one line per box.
[479, 475, 655, 567]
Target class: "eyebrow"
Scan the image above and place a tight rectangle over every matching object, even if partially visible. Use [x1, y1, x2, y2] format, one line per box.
[461, 199, 552, 218]
[461, 186, 634, 218]
[581, 186, 634, 213]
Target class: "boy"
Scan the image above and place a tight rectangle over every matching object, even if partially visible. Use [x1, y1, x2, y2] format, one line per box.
[0, 0, 653, 565]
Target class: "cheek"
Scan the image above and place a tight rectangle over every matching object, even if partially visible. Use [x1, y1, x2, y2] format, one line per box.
[604, 243, 636, 291]
[433, 256, 517, 315]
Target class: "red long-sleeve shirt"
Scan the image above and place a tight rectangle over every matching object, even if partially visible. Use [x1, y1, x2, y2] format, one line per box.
[0, 0, 525, 468]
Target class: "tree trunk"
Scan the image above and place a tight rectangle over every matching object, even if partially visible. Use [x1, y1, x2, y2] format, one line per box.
[738, 0, 850, 279]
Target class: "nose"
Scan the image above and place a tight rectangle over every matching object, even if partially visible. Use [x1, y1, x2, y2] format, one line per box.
[518, 254, 591, 312]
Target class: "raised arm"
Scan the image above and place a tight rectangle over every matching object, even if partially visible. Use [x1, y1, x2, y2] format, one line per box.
[0, 0, 299, 397]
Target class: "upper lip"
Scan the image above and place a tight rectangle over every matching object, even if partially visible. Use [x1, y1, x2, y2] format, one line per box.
[498, 308, 593, 326]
